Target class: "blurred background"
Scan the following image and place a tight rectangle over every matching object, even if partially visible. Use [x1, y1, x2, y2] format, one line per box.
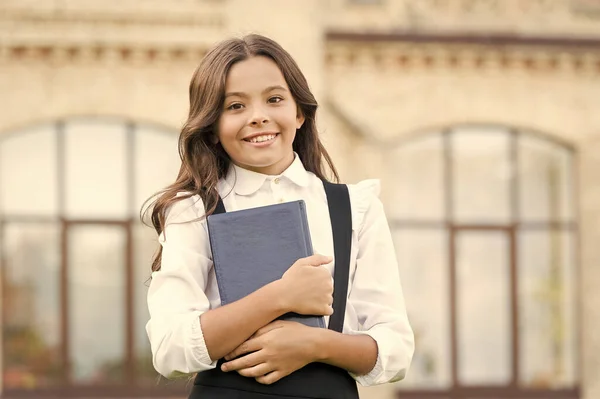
[1, 0, 599, 398]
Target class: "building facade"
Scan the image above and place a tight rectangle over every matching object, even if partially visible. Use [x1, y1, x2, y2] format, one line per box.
[1, 1, 599, 398]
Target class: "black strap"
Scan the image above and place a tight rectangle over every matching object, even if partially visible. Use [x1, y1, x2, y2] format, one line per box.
[322, 181, 352, 333]
[210, 183, 352, 333]
[214, 196, 226, 215]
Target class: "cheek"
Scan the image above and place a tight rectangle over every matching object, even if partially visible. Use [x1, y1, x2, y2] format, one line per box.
[278, 108, 301, 132]
[217, 117, 239, 144]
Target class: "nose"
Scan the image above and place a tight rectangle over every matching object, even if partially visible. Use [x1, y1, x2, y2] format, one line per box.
[249, 104, 270, 126]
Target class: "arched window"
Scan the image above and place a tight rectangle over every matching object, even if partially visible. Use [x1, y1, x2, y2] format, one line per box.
[387, 125, 578, 398]
[0, 118, 184, 396]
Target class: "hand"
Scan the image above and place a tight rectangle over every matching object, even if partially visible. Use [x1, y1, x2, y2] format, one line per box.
[279, 254, 333, 317]
[221, 320, 320, 384]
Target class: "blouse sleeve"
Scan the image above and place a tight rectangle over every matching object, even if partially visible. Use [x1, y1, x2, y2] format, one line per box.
[145, 194, 217, 378]
[346, 180, 415, 386]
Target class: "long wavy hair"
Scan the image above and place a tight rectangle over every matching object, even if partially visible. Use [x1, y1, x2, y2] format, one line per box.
[143, 34, 339, 272]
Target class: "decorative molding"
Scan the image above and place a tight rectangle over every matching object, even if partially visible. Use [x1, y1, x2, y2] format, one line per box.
[410, 0, 600, 21]
[0, 2, 225, 65]
[326, 30, 600, 48]
[411, 0, 563, 17]
[0, 44, 207, 65]
[325, 31, 600, 75]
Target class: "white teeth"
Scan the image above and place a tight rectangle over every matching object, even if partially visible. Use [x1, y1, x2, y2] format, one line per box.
[248, 134, 276, 143]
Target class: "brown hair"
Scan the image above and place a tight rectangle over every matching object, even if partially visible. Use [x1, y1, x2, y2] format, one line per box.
[143, 34, 339, 272]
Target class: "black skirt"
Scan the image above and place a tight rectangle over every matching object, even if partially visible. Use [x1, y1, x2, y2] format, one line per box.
[190, 360, 359, 399]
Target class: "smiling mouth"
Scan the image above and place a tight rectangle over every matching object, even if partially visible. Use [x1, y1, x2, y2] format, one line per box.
[243, 133, 279, 144]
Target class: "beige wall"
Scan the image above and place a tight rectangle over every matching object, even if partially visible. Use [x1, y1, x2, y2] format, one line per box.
[327, 0, 600, 37]
[0, 1, 598, 398]
[326, 41, 600, 398]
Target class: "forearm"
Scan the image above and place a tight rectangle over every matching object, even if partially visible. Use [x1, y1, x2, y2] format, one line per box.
[201, 280, 288, 361]
[312, 329, 378, 376]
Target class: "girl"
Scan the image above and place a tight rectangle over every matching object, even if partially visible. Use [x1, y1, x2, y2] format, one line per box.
[145, 34, 414, 399]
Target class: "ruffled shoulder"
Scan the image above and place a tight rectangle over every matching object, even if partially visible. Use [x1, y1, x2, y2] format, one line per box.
[166, 192, 206, 224]
[347, 179, 381, 232]
[158, 193, 206, 244]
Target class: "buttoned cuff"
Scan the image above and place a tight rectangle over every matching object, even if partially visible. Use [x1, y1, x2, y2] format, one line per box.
[348, 329, 385, 386]
[348, 328, 409, 386]
[187, 312, 218, 370]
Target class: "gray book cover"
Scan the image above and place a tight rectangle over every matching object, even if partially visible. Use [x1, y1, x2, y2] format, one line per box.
[206, 200, 325, 328]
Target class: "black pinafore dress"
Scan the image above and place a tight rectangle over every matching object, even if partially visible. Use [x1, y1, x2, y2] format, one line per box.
[190, 182, 360, 399]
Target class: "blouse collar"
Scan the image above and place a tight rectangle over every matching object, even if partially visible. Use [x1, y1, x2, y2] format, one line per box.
[225, 153, 311, 196]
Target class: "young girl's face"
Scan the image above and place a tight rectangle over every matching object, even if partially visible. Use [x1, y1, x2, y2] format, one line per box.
[217, 56, 304, 175]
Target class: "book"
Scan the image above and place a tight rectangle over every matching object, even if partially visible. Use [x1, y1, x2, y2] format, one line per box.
[206, 200, 325, 328]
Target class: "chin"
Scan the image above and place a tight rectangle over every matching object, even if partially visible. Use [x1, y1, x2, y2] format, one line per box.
[240, 155, 288, 172]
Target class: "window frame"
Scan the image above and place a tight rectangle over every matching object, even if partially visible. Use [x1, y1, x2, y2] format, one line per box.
[389, 125, 580, 399]
[0, 118, 187, 397]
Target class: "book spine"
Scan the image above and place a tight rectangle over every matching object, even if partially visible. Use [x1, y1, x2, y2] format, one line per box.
[298, 200, 314, 256]
[206, 216, 229, 305]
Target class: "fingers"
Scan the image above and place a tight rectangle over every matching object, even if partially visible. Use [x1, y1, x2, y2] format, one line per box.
[223, 338, 261, 362]
[222, 350, 262, 372]
[325, 304, 334, 316]
[256, 370, 287, 385]
[302, 254, 333, 266]
[236, 362, 274, 378]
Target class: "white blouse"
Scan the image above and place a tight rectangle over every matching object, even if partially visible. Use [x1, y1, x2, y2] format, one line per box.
[146, 155, 414, 386]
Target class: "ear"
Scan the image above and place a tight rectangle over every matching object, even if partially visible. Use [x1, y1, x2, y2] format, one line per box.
[296, 108, 305, 130]
[211, 132, 220, 144]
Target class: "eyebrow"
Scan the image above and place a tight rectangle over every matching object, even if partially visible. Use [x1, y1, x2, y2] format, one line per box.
[224, 85, 288, 99]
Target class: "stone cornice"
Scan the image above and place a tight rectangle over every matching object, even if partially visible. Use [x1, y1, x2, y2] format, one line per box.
[0, 0, 226, 27]
[0, 1, 225, 65]
[326, 30, 600, 49]
[326, 31, 600, 75]
[330, 0, 600, 38]
[0, 8, 225, 28]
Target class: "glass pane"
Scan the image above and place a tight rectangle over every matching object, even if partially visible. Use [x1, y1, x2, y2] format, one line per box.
[68, 225, 126, 384]
[134, 126, 180, 219]
[2, 223, 61, 389]
[385, 134, 444, 220]
[64, 121, 128, 219]
[519, 230, 577, 388]
[456, 231, 511, 385]
[452, 128, 511, 223]
[133, 223, 159, 383]
[519, 136, 573, 222]
[0, 125, 58, 216]
[392, 229, 450, 389]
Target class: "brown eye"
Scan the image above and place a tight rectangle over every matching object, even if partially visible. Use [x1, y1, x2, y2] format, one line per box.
[268, 96, 283, 104]
[226, 103, 244, 110]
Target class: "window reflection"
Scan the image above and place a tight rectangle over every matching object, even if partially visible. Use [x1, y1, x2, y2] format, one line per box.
[2, 223, 61, 389]
[519, 230, 577, 388]
[134, 125, 181, 217]
[519, 136, 573, 222]
[392, 230, 450, 389]
[67, 225, 126, 384]
[133, 224, 158, 384]
[385, 134, 445, 221]
[0, 125, 58, 216]
[452, 128, 512, 223]
[456, 231, 511, 385]
[388, 126, 577, 394]
[64, 121, 129, 219]
[1, 119, 180, 391]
